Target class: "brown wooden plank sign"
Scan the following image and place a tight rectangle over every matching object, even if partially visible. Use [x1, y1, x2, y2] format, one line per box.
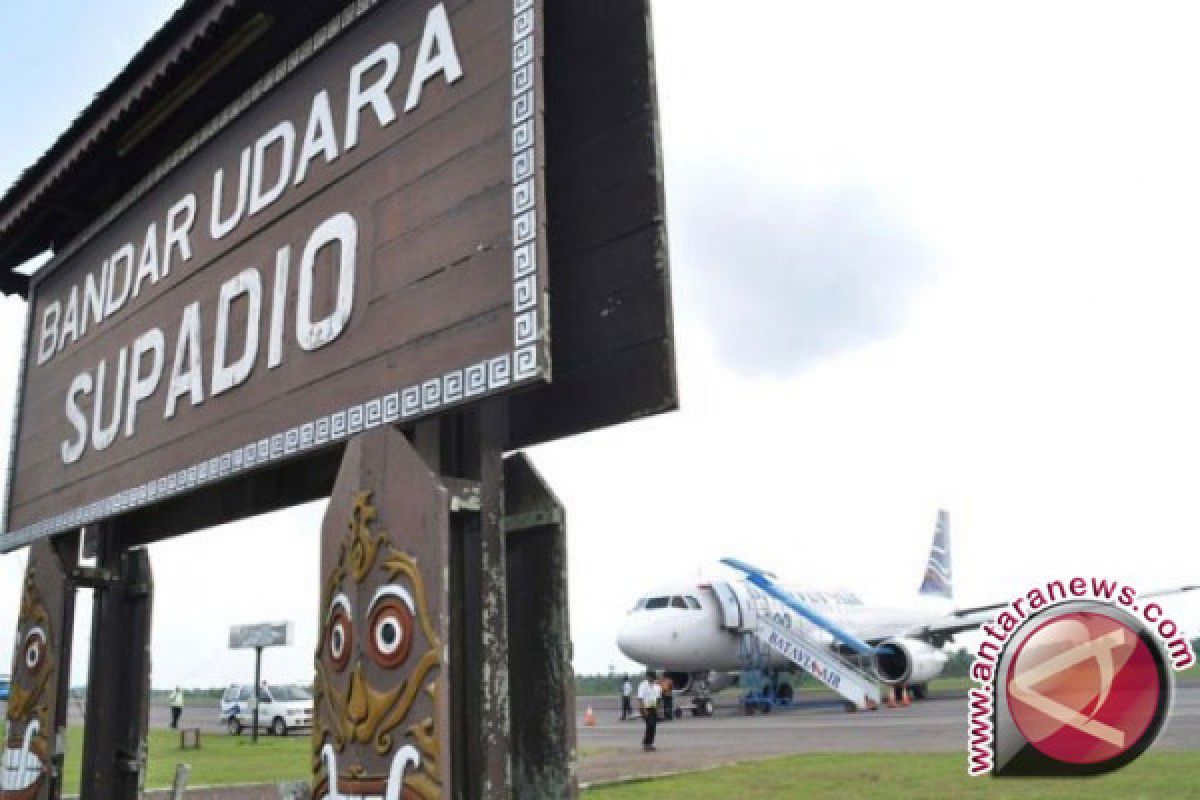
[3, 0, 548, 550]
[315, 427, 451, 800]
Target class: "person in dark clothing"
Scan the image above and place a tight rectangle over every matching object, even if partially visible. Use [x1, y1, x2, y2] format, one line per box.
[637, 669, 660, 751]
[169, 687, 184, 729]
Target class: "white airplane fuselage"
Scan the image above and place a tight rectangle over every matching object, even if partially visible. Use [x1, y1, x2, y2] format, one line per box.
[616, 582, 945, 674]
[619, 513, 960, 693]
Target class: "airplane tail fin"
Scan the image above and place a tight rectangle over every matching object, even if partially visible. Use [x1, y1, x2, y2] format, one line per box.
[917, 510, 953, 600]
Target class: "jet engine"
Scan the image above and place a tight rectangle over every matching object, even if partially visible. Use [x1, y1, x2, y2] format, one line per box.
[872, 638, 947, 685]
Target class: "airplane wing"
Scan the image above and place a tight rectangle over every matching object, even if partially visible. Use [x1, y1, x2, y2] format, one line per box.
[896, 584, 1200, 644]
[895, 609, 1001, 643]
[1142, 584, 1200, 599]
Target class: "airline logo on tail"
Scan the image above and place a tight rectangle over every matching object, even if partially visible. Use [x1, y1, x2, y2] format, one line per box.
[918, 510, 953, 599]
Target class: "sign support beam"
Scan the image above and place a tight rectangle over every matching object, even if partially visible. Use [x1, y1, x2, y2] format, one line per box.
[79, 528, 153, 800]
[414, 402, 512, 798]
[504, 454, 577, 798]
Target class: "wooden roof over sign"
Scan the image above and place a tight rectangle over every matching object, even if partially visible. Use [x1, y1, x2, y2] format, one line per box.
[0, 0, 359, 296]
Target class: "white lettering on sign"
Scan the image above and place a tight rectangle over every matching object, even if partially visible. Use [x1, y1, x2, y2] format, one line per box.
[35, 2, 462, 368]
[405, 4, 464, 113]
[59, 212, 359, 464]
[38, 3, 467, 467]
[296, 212, 357, 352]
[211, 267, 263, 398]
[165, 303, 205, 421]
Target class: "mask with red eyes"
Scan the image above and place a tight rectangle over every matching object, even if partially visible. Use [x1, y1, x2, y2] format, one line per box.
[313, 429, 451, 800]
[2, 541, 70, 800]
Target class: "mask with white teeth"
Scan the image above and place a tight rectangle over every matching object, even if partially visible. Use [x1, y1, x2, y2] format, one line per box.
[2, 541, 71, 800]
[313, 453, 449, 800]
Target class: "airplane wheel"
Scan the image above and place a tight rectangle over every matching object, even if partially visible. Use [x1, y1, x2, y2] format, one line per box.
[778, 684, 794, 704]
[844, 702, 857, 713]
[701, 699, 714, 717]
[911, 683, 927, 701]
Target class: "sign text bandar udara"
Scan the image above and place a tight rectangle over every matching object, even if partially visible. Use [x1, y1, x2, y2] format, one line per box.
[4, 0, 548, 546]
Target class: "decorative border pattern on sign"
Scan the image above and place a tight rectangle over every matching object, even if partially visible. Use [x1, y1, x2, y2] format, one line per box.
[2, 0, 545, 551]
[510, 0, 541, 383]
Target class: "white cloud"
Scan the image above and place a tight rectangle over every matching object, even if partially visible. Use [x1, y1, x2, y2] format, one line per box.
[677, 178, 928, 375]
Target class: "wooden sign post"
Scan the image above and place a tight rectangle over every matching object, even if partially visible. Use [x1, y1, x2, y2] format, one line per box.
[317, 423, 454, 797]
[0, 2, 674, 798]
[78, 535, 153, 800]
[503, 453, 575, 795]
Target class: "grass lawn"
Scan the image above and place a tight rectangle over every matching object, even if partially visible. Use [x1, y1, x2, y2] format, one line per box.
[56, 727, 309, 794]
[581, 751, 1200, 799]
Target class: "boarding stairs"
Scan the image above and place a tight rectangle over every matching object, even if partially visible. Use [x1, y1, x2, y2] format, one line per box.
[714, 574, 882, 711]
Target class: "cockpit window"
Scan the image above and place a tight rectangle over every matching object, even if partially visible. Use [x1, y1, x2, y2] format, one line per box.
[670, 596, 688, 609]
[644, 597, 669, 610]
[684, 595, 701, 610]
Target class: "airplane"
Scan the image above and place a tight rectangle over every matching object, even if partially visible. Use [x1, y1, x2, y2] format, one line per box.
[618, 511, 1199, 717]
[615, 511, 1002, 716]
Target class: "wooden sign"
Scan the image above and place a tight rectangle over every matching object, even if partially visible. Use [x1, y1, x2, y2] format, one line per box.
[3, 0, 549, 548]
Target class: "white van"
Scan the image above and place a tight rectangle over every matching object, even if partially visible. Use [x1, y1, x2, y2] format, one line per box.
[219, 683, 313, 736]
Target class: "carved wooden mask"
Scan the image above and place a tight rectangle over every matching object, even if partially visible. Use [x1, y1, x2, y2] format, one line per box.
[313, 430, 450, 800]
[2, 541, 70, 800]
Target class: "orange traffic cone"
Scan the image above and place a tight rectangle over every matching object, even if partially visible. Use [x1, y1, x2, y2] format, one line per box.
[584, 706, 596, 727]
[900, 688, 912, 707]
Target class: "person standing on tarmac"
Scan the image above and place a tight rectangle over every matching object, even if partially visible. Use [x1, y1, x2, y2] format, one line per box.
[637, 669, 661, 751]
[621, 676, 633, 721]
[169, 687, 185, 729]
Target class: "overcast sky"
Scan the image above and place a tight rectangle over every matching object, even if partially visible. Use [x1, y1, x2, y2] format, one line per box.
[2, 1, 1200, 688]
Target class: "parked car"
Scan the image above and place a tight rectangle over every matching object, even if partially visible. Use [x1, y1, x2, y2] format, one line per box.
[219, 683, 312, 736]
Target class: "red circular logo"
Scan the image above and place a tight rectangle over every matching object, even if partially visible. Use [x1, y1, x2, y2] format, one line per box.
[1006, 610, 1161, 765]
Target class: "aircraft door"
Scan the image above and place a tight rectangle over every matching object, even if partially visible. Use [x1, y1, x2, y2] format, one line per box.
[711, 581, 745, 631]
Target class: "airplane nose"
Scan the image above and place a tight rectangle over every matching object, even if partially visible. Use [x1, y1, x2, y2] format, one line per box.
[616, 620, 648, 663]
